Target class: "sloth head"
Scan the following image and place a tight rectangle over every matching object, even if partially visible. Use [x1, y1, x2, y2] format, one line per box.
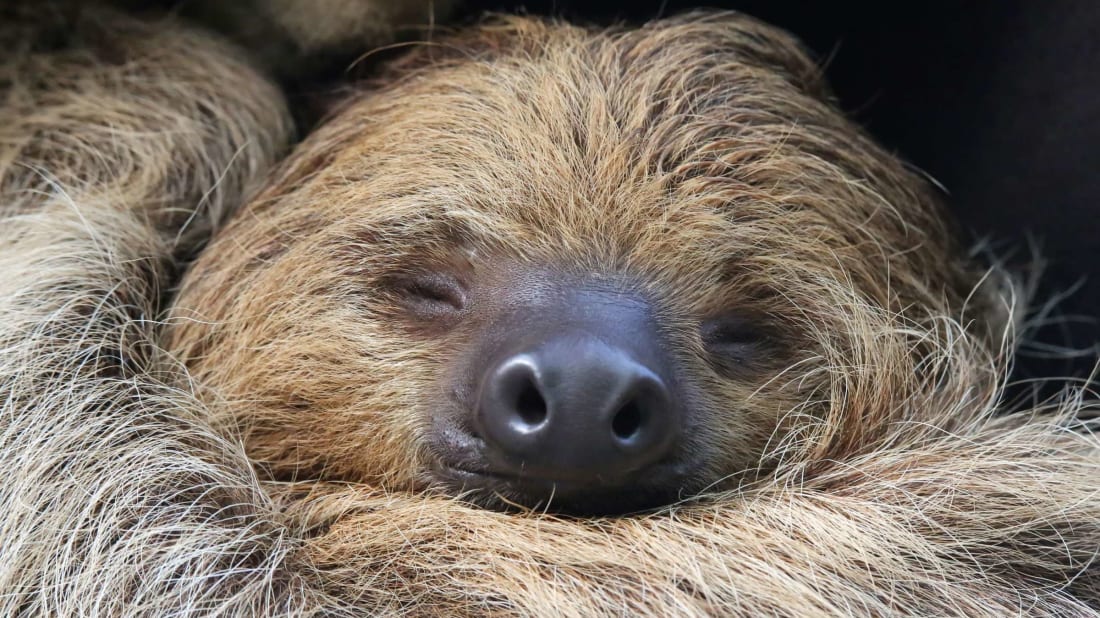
[167, 13, 985, 515]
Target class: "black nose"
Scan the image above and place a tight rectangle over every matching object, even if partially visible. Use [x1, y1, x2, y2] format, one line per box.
[476, 335, 679, 484]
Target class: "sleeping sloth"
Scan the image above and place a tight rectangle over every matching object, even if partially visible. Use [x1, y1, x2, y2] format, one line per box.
[169, 13, 996, 515]
[2, 5, 1097, 615]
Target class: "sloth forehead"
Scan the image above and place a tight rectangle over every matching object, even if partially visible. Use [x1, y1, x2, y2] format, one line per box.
[306, 113, 911, 282]
[255, 18, 945, 307]
[306, 63, 916, 259]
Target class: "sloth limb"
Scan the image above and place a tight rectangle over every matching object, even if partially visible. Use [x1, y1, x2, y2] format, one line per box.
[0, 7, 307, 615]
[0, 6, 1098, 617]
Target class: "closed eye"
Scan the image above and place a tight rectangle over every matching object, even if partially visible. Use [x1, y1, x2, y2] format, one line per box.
[700, 314, 771, 374]
[394, 272, 466, 319]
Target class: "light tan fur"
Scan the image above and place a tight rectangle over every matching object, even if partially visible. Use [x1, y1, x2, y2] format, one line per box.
[170, 13, 1003, 499]
[177, 0, 457, 78]
[0, 6, 1097, 617]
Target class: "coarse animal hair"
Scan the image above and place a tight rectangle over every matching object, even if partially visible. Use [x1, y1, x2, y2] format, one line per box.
[168, 10, 1010, 504]
[170, 0, 457, 79]
[0, 5, 1098, 617]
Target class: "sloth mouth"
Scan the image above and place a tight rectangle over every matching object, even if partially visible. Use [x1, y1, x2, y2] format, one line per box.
[431, 461, 694, 516]
[427, 413, 706, 515]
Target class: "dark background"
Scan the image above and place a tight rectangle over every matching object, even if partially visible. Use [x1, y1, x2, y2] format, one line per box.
[457, 0, 1100, 389]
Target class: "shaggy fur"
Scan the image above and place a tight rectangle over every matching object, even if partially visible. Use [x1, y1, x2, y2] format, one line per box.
[174, 0, 456, 79]
[1, 6, 1098, 617]
[170, 12, 1005, 503]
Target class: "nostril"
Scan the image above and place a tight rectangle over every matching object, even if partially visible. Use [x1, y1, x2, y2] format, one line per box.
[477, 341, 680, 487]
[513, 381, 548, 431]
[611, 401, 644, 441]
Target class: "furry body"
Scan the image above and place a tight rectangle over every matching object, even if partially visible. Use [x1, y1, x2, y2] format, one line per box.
[0, 5, 1097, 616]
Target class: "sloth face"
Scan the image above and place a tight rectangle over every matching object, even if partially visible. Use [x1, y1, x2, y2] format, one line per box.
[168, 14, 970, 515]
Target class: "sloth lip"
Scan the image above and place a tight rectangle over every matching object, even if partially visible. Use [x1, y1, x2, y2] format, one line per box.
[427, 430, 703, 514]
[428, 437, 697, 488]
[434, 459, 687, 487]
[432, 461, 694, 515]
[435, 463, 539, 486]
[429, 433, 691, 484]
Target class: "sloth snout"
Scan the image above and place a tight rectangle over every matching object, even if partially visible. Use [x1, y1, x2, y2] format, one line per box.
[476, 335, 680, 484]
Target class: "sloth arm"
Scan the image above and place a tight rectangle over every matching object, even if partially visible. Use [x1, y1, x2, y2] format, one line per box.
[0, 8, 312, 616]
[282, 422, 1100, 617]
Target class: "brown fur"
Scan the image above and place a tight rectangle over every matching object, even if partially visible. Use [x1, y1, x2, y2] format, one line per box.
[169, 13, 998, 498]
[176, 0, 456, 78]
[0, 5, 1097, 616]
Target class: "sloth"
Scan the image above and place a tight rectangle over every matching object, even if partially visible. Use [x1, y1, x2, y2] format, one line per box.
[166, 11, 992, 515]
[1, 3, 1098, 616]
